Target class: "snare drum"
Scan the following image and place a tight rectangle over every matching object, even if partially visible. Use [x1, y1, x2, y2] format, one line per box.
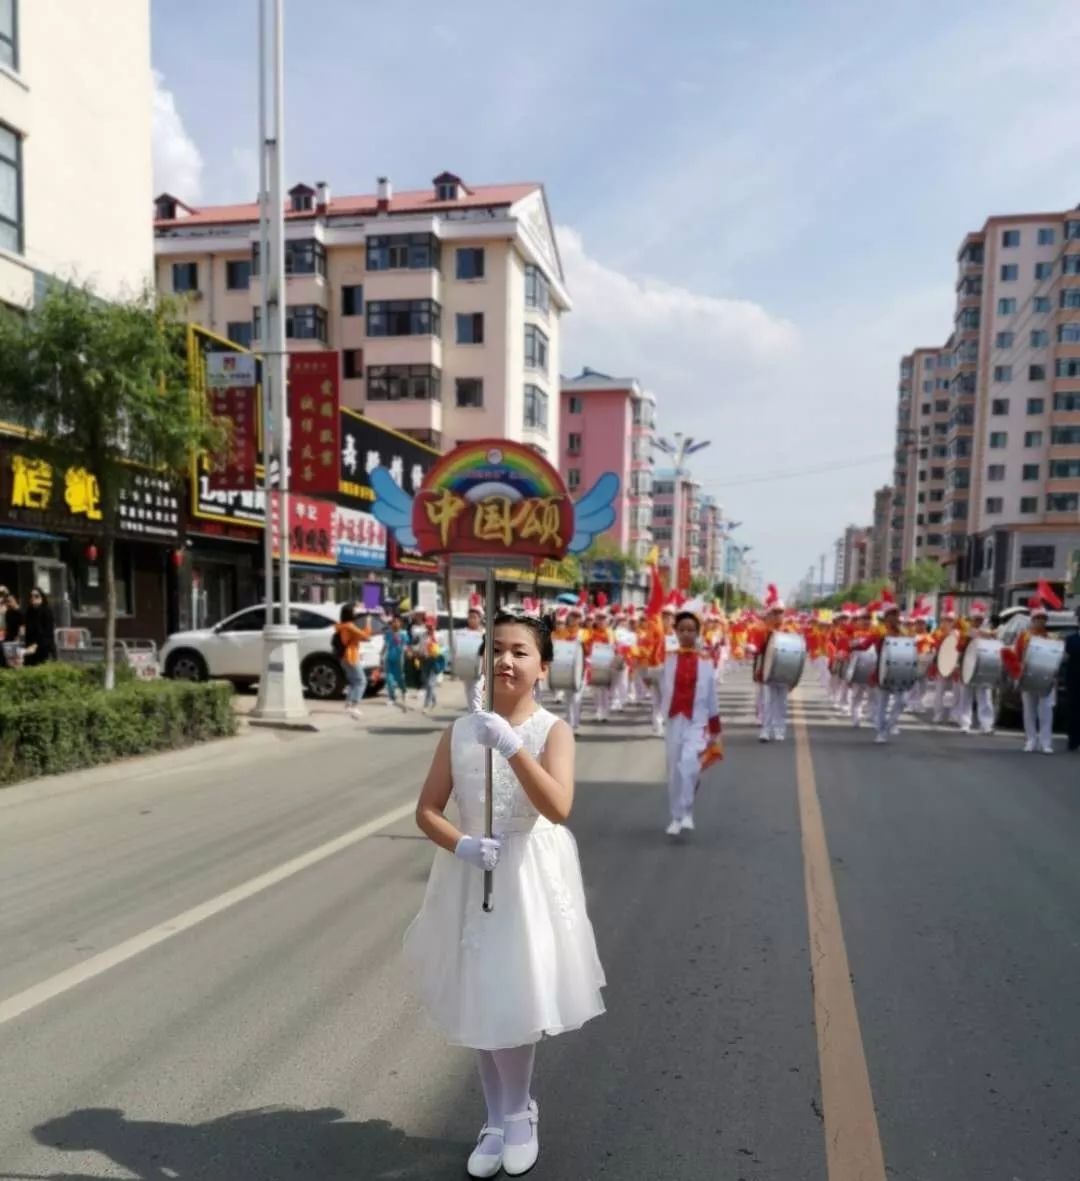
[762, 631, 806, 688]
[844, 647, 877, 686]
[878, 636, 918, 691]
[1019, 635, 1064, 696]
[935, 632, 961, 679]
[451, 630, 483, 682]
[590, 642, 622, 687]
[549, 639, 585, 693]
[960, 637, 1003, 687]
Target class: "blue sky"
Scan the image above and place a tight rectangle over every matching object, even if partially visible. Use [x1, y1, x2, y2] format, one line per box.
[152, 0, 1080, 591]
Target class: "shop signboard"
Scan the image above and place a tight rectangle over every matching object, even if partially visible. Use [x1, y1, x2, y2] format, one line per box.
[205, 352, 258, 492]
[334, 505, 386, 569]
[289, 353, 340, 497]
[270, 492, 336, 566]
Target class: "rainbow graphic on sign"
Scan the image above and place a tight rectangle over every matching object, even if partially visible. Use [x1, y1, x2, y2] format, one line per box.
[370, 438, 619, 560]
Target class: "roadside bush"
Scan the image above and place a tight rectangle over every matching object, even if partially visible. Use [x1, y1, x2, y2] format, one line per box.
[0, 676, 236, 786]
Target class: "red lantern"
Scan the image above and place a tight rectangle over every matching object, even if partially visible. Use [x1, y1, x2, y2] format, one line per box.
[170, 548, 185, 569]
[85, 543, 98, 563]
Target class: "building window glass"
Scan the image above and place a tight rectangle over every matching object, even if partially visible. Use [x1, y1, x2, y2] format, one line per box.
[455, 377, 483, 408]
[524, 325, 549, 373]
[366, 364, 441, 402]
[226, 259, 251, 290]
[1024, 430, 1043, 448]
[343, 348, 363, 379]
[997, 298, 1016, 315]
[569, 395, 583, 415]
[989, 432, 1008, 449]
[342, 285, 363, 315]
[1054, 357, 1080, 378]
[1050, 459, 1080, 479]
[1051, 426, 1080, 445]
[523, 383, 548, 430]
[1063, 255, 1080, 275]
[567, 432, 582, 455]
[1000, 264, 1018, 281]
[985, 497, 1003, 514]
[226, 321, 253, 349]
[1034, 296, 1052, 313]
[1057, 323, 1080, 343]
[456, 312, 484, 345]
[1027, 397, 1045, 414]
[0, 0, 14, 69]
[567, 468, 581, 492]
[987, 464, 1005, 482]
[993, 368, 1011, 383]
[1053, 393, 1080, 411]
[991, 398, 1010, 415]
[1021, 463, 1040, 481]
[1038, 228, 1056, 246]
[1001, 229, 1020, 247]
[525, 265, 551, 313]
[995, 331, 1014, 348]
[252, 239, 326, 277]
[1027, 365, 1045, 382]
[366, 299, 441, 338]
[285, 305, 328, 341]
[1046, 492, 1080, 513]
[1020, 545, 1055, 569]
[455, 248, 485, 280]
[1019, 496, 1038, 514]
[1035, 261, 1053, 280]
[1030, 329, 1049, 348]
[172, 261, 198, 293]
[366, 233, 440, 271]
[1060, 290, 1080, 310]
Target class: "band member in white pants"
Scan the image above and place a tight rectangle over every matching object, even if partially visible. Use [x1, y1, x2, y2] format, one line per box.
[461, 603, 485, 712]
[751, 587, 788, 742]
[1011, 600, 1056, 754]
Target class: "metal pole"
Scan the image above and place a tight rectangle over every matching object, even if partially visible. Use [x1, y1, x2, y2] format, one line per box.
[482, 566, 496, 913]
[257, 0, 272, 627]
[270, 0, 290, 618]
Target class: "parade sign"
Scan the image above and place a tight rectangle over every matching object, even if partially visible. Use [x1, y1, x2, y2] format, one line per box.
[370, 438, 619, 561]
[288, 353, 340, 497]
[205, 352, 257, 492]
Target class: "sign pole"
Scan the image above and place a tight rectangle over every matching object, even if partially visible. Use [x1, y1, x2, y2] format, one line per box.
[482, 563, 496, 913]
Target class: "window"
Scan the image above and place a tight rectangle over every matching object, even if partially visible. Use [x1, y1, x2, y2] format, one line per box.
[1031, 330, 1049, 349]
[1060, 290, 1080, 309]
[1057, 323, 1080, 343]
[951, 501, 969, 520]
[524, 325, 549, 372]
[1053, 392, 1080, 411]
[959, 308, 980, 330]
[1038, 228, 1056, 246]
[1022, 463, 1040, 481]
[0, 0, 14, 69]
[924, 356, 936, 370]
[989, 431, 1008, 449]
[929, 489, 944, 502]
[289, 186, 314, 213]
[455, 377, 483, 408]
[922, 402, 931, 415]
[1035, 261, 1053, 280]
[251, 239, 327, 277]
[1024, 430, 1043, 448]
[986, 464, 1005, 482]
[366, 364, 441, 402]
[455, 248, 485, 280]
[1020, 546, 1056, 573]
[343, 349, 363, 379]
[1034, 296, 1052, 313]
[172, 261, 198, 293]
[366, 299, 441, 337]
[1027, 397, 1045, 414]
[928, 512, 943, 525]
[1020, 496, 1039, 514]
[456, 312, 484, 345]
[523, 383, 548, 430]
[1055, 357, 1080, 378]
[525, 265, 551, 313]
[226, 259, 251, 290]
[1064, 255, 1080, 275]
[1050, 458, 1080, 479]
[998, 298, 1016, 315]
[567, 468, 581, 492]
[991, 398, 1010, 415]
[917, 491, 926, 504]
[1000, 264, 1018, 281]
[1051, 426, 1080, 445]
[1027, 366, 1046, 382]
[931, 466, 946, 479]
[985, 497, 1003, 514]
[567, 432, 582, 455]
[995, 331, 1014, 348]
[934, 400, 949, 414]
[365, 233, 439, 272]
[342, 285, 363, 315]
[993, 367, 1011, 383]
[285, 305, 327, 341]
[569, 395, 583, 415]
[1001, 229, 1020, 247]
[1046, 493, 1079, 513]
[226, 320, 253, 349]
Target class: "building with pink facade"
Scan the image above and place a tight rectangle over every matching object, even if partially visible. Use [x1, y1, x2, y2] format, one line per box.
[559, 369, 656, 562]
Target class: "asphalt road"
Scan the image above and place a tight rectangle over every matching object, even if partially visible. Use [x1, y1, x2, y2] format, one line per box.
[0, 670, 1077, 1180]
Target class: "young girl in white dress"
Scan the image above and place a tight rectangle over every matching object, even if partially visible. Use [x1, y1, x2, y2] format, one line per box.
[403, 610, 606, 1178]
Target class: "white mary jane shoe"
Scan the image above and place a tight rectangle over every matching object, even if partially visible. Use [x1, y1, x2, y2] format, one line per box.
[502, 1102, 539, 1176]
[466, 1126, 504, 1179]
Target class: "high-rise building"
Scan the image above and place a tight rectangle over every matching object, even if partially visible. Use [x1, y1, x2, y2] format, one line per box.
[869, 485, 894, 580]
[651, 469, 700, 585]
[559, 369, 655, 562]
[698, 495, 725, 585]
[836, 524, 871, 589]
[153, 172, 570, 455]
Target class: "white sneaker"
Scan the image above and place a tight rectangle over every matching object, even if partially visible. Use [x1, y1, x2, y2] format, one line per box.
[874, 733, 887, 744]
[758, 732, 771, 743]
[346, 706, 362, 720]
[1041, 746, 1053, 756]
[502, 1102, 539, 1177]
[467, 1127, 504, 1179]
[680, 814, 695, 832]
[1023, 741, 1035, 753]
[775, 732, 786, 743]
[665, 819, 682, 837]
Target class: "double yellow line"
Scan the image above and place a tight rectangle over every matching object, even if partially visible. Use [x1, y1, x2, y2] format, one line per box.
[793, 698, 887, 1181]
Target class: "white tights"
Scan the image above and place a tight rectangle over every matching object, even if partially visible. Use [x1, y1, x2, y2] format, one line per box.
[475, 1044, 536, 1152]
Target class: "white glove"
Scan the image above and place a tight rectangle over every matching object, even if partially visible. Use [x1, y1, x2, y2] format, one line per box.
[473, 710, 524, 760]
[455, 835, 501, 871]
[470, 674, 486, 713]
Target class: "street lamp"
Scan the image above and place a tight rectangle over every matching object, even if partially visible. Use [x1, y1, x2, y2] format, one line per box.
[653, 432, 711, 589]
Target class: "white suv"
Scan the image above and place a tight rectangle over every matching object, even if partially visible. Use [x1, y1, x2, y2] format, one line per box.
[161, 603, 385, 699]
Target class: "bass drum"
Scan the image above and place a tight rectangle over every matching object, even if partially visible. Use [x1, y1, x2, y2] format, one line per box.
[844, 647, 877, 686]
[878, 636, 918, 691]
[1019, 635, 1065, 696]
[451, 630, 483, 682]
[935, 632, 961, 679]
[762, 631, 806, 688]
[549, 639, 585, 693]
[590, 642, 622, 687]
[961, 637, 1003, 687]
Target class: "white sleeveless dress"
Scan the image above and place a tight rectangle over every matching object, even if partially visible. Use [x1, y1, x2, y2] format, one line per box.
[402, 707, 606, 1051]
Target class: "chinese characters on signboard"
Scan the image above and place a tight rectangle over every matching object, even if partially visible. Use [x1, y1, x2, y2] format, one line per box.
[270, 493, 336, 565]
[289, 353, 340, 497]
[205, 352, 257, 492]
[414, 487, 572, 559]
[333, 506, 387, 568]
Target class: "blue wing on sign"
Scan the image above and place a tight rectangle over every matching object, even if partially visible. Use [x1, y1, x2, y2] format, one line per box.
[370, 466, 418, 549]
[569, 472, 619, 554]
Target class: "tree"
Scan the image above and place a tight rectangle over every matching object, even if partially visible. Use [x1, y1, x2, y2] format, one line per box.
[0, 283, 222, 688]
[579, 535, 641, 592]
[901, 558, 949, 594]
[689, 572, 712, 596]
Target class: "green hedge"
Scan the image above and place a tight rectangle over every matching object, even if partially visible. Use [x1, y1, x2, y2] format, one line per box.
[0, 667, 236, 786]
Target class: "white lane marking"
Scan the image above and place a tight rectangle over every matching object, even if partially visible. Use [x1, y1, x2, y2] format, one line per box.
[0, 800, 417, 1029]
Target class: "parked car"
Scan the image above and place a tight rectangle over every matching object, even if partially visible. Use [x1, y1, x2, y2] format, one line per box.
[161, 603, 385, 700]
[995, 609, 1075, 728]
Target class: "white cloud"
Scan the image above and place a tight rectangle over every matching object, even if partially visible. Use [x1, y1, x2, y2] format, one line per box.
[152, 70, 203, 201]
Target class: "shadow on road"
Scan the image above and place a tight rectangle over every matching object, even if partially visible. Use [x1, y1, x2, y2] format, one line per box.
[13, 1105, 466, 1181]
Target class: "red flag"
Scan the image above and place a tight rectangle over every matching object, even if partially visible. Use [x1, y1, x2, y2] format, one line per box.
[1036, 580, 1063, 610]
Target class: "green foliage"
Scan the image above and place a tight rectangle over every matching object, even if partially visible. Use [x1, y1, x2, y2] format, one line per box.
[813, 579, 891, 609]
[581, 536, 641, 578]
[0, 673, 236, 786]
[901, 559, 950, 594]
[689, 573, 712, 595]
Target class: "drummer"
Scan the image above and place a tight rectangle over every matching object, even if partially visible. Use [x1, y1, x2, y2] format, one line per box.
[1010, 598, 1055, 754]
[750, 586, 789, 743]
[554, 605, 589, 731]
[586, 605, 616, 724]
[908, 614, 935, 714]
[929, 600, 958, 724]
[955, 601, 995, 735]
[848, 605, 876, 728]
[827, 609, 852, 713]
[869, 599, 906, 744]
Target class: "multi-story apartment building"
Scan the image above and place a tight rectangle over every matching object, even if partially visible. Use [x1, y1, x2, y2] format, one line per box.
[0, 0, 152, 308]
[836, 524, 871, 590]
[153, 172, 570, 456]
[869, 485, 894, 581]
[559, 369, 655, 562]
[652, 469, 700, 586]
[893, 207, 1080, 602]
[698, 495, 725, 585]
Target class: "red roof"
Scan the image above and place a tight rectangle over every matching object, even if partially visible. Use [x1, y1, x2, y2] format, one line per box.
[155, 182, 540, 228]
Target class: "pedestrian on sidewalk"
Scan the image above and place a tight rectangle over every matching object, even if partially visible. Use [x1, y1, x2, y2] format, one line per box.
[420, 615, 443, 714]
[659, 606, 723, 836]
[23, 588, 57, 666]
[382, 615, 409, 710]
[334, 603, 369, 719]
[404, 608, 605, 1179]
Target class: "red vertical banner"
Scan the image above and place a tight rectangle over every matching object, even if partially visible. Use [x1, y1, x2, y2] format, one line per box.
[205, 352, 257, 492]
[288, 352, 340, 496]
[270, 492, 336, 565]
[677, 556, 691, 593]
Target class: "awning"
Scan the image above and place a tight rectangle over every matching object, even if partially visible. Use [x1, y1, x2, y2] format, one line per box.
[0, 526, 66, 542]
